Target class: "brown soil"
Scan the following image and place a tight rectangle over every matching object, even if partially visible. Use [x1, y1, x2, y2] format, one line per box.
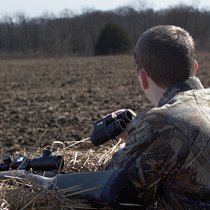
[0, 52, 209, 153]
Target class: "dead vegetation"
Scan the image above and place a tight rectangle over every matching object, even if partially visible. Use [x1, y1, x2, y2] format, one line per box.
[0, 138, 122, 209]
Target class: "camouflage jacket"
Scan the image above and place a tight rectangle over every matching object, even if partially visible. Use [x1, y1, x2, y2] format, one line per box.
[107, 77, 210, 209]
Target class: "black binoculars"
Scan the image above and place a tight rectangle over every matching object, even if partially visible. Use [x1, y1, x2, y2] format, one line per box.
[90, 110, 133, 146]
[0, 149, 64, 172]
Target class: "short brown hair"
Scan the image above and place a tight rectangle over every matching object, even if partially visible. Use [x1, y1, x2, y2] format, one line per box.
[134, 25, 195, 88]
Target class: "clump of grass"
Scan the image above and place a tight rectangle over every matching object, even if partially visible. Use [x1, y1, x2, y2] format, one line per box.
[0, 138, 122, 210]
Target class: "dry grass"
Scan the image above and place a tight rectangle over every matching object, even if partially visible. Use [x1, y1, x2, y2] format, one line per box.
[0, 137, 122, 210]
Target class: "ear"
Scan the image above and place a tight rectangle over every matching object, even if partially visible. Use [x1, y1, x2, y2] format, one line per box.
[138, 70, 149, 90]
[194, 60, 198, 75]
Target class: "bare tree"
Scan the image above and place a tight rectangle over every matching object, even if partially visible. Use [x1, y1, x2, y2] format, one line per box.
[0, 4, 209, 57]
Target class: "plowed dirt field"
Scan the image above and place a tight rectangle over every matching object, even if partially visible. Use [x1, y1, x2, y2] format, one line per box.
[0, 53, 209, 153]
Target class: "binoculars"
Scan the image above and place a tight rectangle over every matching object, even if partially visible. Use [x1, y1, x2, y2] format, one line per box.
[90, 110, 133, 146]
[0, 149, 64, 172]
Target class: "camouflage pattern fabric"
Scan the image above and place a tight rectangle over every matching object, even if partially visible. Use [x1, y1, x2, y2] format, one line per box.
[107, 77, 210, 209]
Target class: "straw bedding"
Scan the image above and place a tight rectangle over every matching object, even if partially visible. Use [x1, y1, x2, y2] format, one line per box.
[0, 138, 122, 210]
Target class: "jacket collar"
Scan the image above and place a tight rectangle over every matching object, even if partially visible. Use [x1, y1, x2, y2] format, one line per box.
[158, 77, 204, 107]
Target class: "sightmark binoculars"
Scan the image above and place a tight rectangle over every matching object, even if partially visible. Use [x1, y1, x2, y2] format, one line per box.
[90, 110, 133, 146]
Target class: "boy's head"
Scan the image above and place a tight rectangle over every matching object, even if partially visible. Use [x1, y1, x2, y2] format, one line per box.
[134, 25, 196, 88]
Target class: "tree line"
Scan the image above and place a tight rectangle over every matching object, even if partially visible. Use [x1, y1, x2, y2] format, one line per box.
[0, 4, 209, 57]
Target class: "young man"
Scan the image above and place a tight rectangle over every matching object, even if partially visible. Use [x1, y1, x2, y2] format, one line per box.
[107, 25, 210, 209]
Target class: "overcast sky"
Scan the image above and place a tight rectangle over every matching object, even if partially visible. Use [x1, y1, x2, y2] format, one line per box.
[0, 0, 210, 18]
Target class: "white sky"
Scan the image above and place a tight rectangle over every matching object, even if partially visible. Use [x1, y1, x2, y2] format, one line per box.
[0, 0, 210, 18]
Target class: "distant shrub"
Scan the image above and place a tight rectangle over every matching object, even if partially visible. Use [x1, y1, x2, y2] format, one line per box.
[94, 22, 131, 55]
